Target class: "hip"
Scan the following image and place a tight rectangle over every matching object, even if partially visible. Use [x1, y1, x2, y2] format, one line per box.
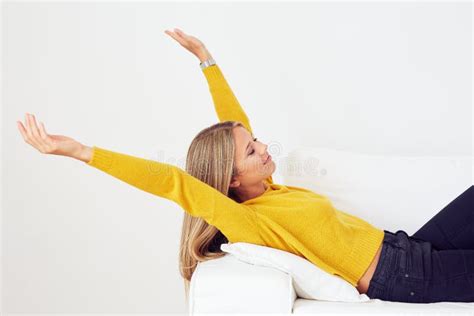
[366, 229, 474, 303]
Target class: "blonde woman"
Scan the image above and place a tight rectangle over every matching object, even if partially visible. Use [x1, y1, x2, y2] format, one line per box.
[17, 28, 473, 304]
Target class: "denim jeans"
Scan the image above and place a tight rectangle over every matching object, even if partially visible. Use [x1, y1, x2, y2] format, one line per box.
[366, 185, 474, 303]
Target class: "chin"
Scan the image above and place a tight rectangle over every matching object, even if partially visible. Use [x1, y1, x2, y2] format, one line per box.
[267, 160, 276, 174]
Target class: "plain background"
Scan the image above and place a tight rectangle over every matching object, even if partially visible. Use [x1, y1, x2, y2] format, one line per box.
[2, 0, 472, 314]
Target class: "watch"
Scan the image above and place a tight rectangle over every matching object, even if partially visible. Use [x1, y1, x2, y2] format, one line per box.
[200, 57, 216, 70]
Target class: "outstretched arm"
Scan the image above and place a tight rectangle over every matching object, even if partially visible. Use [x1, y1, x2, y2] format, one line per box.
[16, 113, 261, 244]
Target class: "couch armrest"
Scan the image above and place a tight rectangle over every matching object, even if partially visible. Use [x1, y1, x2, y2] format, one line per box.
[188, 254, 296, 314]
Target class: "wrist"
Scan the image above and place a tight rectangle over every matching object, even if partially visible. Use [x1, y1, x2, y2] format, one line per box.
[74, 144, 93, 163]
[197, 47, 212, 63]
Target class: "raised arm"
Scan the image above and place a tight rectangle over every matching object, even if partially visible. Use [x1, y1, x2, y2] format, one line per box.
[165, 28, 272, 184]
[164, 28, 253, 135]
[201, 63, 254, 135]
[16, 113, 261, 244]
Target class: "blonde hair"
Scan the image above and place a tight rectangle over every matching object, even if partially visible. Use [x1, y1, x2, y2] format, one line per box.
[179, 120, 246, 304]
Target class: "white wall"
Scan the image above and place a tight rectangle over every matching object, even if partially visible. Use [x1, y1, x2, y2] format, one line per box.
[2, 1, 471, 314]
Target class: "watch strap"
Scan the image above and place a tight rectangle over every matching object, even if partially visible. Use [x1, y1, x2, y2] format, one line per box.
[200, 57, 216, 70]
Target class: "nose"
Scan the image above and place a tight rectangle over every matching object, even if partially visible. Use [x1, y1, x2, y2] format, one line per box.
[260, 143, 269, 157]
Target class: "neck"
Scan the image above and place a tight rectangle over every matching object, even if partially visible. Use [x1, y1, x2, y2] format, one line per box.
[235, 181, 268, 203]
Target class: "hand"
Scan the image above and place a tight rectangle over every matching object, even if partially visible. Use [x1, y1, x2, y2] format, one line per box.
[164, 28, 213, 62]
[17, 113, 92, 163]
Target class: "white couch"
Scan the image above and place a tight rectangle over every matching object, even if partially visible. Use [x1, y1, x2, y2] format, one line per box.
[188, 147, 474, 314]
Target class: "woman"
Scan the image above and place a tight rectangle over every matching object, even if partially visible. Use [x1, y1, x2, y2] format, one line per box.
[17, 28, 473, 304]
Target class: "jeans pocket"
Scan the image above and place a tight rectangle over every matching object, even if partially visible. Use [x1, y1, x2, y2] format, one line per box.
[390, 274, 425, 303]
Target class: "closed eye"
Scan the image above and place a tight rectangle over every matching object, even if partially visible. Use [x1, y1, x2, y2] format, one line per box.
[248, 138, 257, 155]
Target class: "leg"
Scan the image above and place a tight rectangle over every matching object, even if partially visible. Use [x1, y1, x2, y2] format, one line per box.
[411, 185, 474, 250]
[423, 249, 474, 303]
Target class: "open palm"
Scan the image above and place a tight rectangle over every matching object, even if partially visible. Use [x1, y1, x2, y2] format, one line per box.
[164, 28, 210, 60]
[17, 113, 81, 156]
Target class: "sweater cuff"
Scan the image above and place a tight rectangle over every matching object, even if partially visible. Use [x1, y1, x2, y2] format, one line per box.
[86, 146, 114, 171]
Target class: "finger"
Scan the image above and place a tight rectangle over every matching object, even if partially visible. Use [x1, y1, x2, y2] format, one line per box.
[29, 114, 41, 139]
[38, 121, 49, 141]
[28, 114, 47, 150]
[165, 30, 184, 43]
[31, 117, 51, 152]
[38, 122, 54, 149]
[25, 113, 33, 137]
[164, 30, 177, 38]
[17, 121, 29, 142]
[175, 31, 189, 41]
[36, 122, 53, 152]
[17, 120, 41, 149]
[26, 113, 40, 140]
[174, 28, 185, 36]
[24, 114, 44, 149]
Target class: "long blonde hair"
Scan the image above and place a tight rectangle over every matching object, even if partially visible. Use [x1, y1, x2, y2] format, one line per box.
[179, 120, 245, 303]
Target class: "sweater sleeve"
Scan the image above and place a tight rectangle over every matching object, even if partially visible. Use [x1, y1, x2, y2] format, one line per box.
[86, 146, 260, 242]
[202, 64, 253, 134]
[202, 64, 273, 185]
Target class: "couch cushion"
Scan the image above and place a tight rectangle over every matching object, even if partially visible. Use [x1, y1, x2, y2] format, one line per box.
[188, 254, 296, 314]
[282, 147, 472, 234]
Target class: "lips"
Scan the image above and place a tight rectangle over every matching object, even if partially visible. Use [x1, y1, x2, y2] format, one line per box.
[264, 154, 272, 164]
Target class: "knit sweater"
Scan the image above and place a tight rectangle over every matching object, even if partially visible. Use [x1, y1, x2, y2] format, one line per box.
[86, 64, 385, 287]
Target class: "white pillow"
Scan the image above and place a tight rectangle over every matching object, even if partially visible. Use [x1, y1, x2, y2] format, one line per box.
[220, 242, 370, 303]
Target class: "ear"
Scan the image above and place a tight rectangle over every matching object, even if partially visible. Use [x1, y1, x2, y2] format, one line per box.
[229, 178, 240, 188]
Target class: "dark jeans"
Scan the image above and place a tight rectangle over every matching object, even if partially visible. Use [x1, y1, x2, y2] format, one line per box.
[366, 185, 474, 303]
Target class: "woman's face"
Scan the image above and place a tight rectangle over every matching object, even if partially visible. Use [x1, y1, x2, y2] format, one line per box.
[231, 126, 275, 187]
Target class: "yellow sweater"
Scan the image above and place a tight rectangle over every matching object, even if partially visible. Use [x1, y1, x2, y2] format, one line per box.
[86, 64, 385, 287]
